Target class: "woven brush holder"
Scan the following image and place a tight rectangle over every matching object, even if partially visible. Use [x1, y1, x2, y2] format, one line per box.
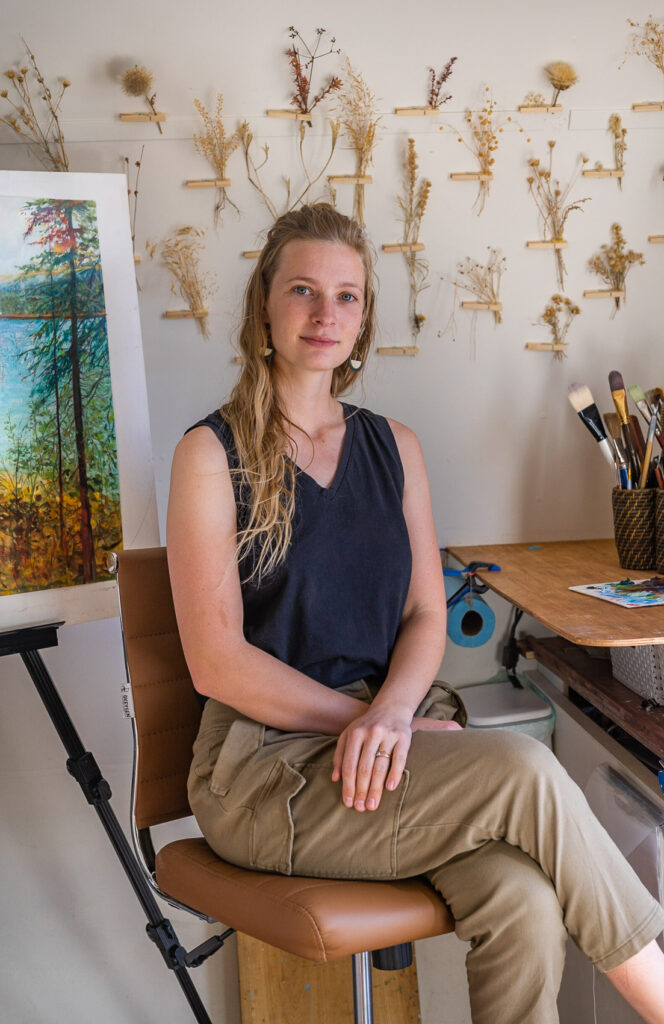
[656, 489, 664, 573]
[612, 487, 655, 570]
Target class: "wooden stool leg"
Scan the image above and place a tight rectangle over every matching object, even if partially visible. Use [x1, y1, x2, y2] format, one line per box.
[351, 952, 374, 1024]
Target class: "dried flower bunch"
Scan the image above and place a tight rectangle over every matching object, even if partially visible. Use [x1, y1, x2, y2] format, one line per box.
[121, 64, 162, 134]
[0, 42, 70, 170]
[286, 26, 342, 120]
[456, 88, 517, 214]
[623, 17, 664, 93]
[527, 140, 589, 288]
[427, 57, 457, 109]
[161, 226, 215, 338]
[239, 118, 339, 222]
[193, 93, 242, 225]
[335, 58, 381, 226]
[537, 293, 580, 360]
[397, 138, 432, 340]
[587, 223, 644, 314]
[455, 248, 506, 325]
[545, 62, 578, 106]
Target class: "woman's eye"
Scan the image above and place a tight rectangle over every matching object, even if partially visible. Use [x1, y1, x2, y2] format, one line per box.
[340, 292, 357, 303]
[293, 285, 310, 295]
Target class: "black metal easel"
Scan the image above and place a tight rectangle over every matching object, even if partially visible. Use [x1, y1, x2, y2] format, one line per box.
[1, 621, 225, 1024]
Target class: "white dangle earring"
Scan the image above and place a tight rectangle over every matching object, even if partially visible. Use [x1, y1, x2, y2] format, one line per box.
[349, 356, 362, 371]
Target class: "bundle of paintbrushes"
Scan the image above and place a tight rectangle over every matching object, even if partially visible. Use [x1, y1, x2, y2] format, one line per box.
[567, 373, 664, 490]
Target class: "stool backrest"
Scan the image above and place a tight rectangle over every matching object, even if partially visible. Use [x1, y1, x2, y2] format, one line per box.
[116, 547, 202, 829]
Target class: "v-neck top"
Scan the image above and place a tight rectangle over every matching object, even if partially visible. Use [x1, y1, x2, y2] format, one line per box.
[188, 403, 412, 691]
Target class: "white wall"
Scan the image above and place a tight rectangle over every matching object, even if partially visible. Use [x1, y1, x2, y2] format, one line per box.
[1, 1, 662, 1020]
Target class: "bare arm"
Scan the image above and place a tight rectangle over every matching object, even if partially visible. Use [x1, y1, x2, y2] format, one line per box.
[332, 421, 459, 811]
[167, 426, 368, 734]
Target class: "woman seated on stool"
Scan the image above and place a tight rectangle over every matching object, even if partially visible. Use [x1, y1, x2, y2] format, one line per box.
[167, 204, 664, 1024]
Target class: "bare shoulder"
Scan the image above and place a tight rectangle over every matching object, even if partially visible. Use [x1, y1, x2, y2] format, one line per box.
[171, 423, 230, 475]
[384, 417, 425, 470]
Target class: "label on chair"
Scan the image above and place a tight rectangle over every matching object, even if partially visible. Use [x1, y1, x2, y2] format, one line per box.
[120, 683, 135, 719]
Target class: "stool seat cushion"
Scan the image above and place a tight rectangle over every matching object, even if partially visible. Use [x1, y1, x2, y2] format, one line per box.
[156, 838, 454, 963]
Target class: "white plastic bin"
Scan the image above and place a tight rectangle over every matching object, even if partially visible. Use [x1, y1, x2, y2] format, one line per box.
[461, 672, 555, 747]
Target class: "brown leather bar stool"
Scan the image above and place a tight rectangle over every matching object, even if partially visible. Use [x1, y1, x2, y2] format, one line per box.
[115, 547, 454, 1024]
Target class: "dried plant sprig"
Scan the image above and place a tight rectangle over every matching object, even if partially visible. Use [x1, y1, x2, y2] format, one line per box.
[455, 88, 522, 215]
[334, 58, 381, 226]
[587, 223, 644, 315]
[454, 247, 506, 325]
[193, 93, 242, 226]
[609, 113, 627, 188]
[161, 226, 215, 338]
[396, 138, 431, 340]
[0, 41, 70, 170]
[527, 140, 590, 288]
[522, 90, 548, 107]
[545, 62, 578, 106]
[121, 64, 162, 134]
[286, 26, 342, 120]
[123, 146, 144, 254]
[239, 118, 339, 222]
[536, 293, 581, 360]
[427, 57, 457, 109]
[622, 17, 664, 93]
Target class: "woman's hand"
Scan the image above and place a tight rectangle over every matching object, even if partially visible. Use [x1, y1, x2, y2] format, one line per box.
[331, 709, 463, 813]
[331, 704, 414, 813]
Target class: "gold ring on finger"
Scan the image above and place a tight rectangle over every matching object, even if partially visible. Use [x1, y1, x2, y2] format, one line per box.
[375, 749, 391, 758]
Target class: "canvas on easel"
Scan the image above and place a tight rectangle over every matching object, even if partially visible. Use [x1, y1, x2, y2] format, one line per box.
[0, 171, 158, 628]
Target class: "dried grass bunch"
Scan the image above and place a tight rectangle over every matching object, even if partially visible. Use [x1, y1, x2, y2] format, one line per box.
[537, 293, 580, 361]
[0, 41, 70, 170]
[397, 138, 432, 340]
[587, 223, 644, 315]
[545, 62, 578, 105]
[239, 118, 339, 222]
[161, 226, 215, 338]
[623, 17, 664, 92]
[527, 140, 589, 288]
[427, 57, 457, 109]
[455, 248, 506, 325]
[335, 58, 380, 226]
[286, 26, 341, 120]
[121, 64, 162, 134]
[193, 93, 242, 225]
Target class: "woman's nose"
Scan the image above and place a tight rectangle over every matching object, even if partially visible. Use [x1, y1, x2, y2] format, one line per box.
[311, 294, 336, 324]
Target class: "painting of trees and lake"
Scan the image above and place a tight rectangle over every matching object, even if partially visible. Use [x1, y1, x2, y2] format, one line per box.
[0, 196, 121, 595]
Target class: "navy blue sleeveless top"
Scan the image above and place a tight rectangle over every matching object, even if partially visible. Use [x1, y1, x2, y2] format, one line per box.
[188, 403, 412, 690]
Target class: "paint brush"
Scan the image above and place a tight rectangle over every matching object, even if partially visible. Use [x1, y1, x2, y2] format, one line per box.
[630, 384, 664, 450]
[609, 370, 641, 482]
[639, 407, 659, 488]
[604, 412, 631, 488]
[567, 384, 616, 469]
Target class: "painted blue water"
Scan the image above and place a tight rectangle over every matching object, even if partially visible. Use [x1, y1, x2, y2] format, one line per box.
[0, 318, 46, 459]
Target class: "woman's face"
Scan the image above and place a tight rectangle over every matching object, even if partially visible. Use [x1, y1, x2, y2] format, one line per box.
[263, 239, 366, 375]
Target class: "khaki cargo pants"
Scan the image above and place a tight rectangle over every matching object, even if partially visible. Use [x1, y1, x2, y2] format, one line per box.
[187, 680, 664, 1024]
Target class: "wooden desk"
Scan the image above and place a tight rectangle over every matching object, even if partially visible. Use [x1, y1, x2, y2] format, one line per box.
[446, 539, 664, 647]
[445, 539, 664, 760]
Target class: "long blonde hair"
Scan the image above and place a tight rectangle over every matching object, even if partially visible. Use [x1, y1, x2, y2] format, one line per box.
[222, 204, 377, 583]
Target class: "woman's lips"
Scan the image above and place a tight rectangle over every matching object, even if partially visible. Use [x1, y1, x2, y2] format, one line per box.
[301, 336, 337, 348]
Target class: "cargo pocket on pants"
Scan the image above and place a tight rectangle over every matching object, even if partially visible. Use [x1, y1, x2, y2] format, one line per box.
[209, 717, 265, 801]
[250, 758, 306, 875]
